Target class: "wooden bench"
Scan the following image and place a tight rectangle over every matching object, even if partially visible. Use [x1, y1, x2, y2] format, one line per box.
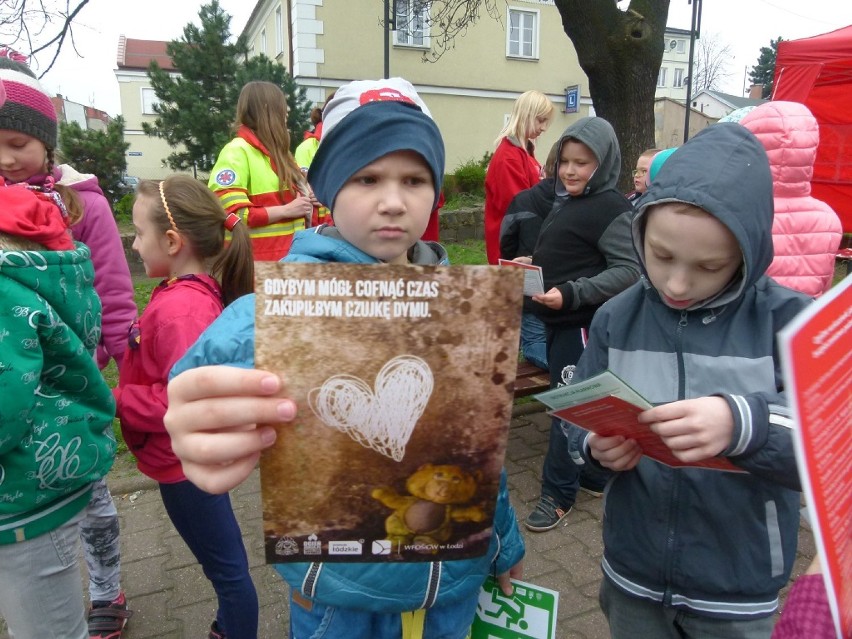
[512, 361, 551, 398]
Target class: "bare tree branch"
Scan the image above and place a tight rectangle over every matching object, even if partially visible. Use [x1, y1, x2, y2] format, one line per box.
[380, 0, 502, 62]
[0, 0, 89, 77]
[691, 32, 733, 94]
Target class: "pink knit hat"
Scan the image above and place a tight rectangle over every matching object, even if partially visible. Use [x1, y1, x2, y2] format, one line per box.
[0, 51, 57, 148]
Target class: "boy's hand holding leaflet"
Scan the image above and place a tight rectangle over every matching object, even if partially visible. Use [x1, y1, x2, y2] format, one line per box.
[535, 370, 742, 471]
[498, 258, 544, 296]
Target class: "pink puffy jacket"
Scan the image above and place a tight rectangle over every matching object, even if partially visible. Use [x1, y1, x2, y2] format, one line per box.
[740, 102, 842, 297]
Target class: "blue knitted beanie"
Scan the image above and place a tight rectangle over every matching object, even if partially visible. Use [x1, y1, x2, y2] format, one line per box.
[308, 78, 445, 210]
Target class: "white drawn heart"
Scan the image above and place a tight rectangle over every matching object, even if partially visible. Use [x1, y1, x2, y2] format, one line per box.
[307, 355, 434, 461]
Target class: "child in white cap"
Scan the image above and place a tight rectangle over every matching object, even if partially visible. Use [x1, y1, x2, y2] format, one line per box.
[164, 78, 524, 639]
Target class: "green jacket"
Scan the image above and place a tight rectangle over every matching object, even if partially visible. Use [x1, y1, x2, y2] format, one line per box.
[0, 243, 116, 544]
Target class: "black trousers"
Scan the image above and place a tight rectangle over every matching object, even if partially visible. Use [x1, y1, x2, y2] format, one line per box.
[540, 325, 586, 508]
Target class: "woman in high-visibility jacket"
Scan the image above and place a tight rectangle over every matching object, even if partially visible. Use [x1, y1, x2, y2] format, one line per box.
[294, 103, 333, 228]
[209, 81, 315, 261]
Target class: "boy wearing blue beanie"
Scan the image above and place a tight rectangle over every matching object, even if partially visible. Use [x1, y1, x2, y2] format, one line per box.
[164, 78, 524, 639]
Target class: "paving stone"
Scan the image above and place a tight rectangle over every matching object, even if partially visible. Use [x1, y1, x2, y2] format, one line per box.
[0, 405, 818, 639]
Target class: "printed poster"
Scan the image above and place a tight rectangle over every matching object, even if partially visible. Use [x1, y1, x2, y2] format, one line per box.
[779, 275, 852, 639]
[255, 262, 524, 563]
[498, 259, 545, 296]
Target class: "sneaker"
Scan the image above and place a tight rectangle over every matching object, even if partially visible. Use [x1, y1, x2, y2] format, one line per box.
[524, 495, 572, 532]
[579, 481, 604, 498]
[88, 591, 132, 639]
[209, 620, 227, 638]
[579, 485, 604, 498]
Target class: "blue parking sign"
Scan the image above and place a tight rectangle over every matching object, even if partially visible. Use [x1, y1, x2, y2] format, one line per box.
[564, 85, 579, 114]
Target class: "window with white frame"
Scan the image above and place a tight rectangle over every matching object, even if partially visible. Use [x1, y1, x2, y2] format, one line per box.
[261, 28, 267, 56]
[141, 87, 160, 115]
[677, 39, 686, 54]
[507, 7, 539, 59]
[275, 7, 284, 55]
[394, 0, 430, 48]
[673, 68, 684, 88]
[657, 67, 667, 88]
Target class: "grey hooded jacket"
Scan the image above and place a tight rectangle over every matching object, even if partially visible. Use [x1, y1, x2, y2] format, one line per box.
[570, 123, 812, 620]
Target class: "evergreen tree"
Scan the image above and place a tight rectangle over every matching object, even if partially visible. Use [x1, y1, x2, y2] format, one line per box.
[142, 0, 310, 173]
[59, 117, 129, 206]
[749, 37, 783, 99]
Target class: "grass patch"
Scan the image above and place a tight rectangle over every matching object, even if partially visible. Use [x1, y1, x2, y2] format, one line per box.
[445, 239, 486, 265]
[104, 276, 158, 456]
[102, 360, 127, 455]
[442, 193, 484, 211]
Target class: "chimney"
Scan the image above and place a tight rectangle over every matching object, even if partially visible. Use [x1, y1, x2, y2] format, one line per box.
[749, 84, 764, 99]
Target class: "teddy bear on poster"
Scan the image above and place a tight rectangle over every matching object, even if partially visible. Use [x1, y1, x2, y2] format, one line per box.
[371, 464, 487, 549]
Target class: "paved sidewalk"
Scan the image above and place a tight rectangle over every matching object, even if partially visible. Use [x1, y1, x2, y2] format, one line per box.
[1, 406, 815, 638]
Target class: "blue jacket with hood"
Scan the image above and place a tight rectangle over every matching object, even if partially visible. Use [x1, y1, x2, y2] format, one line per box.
[569, 124, 811, 620]
[171, 226, 525, 613]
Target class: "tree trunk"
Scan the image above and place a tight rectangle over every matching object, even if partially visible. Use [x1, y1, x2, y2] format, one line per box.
[554, 0, 670, 192]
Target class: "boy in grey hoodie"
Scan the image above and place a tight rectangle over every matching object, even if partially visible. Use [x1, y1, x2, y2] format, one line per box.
[570, 123, 812, 637]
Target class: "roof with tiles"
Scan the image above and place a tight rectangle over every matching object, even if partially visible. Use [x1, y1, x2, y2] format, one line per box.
[116, 36, 175, 71]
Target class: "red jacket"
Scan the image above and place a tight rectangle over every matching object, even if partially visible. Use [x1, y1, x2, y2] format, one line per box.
[421, 191, 444, 242]
[484, 137, 541, 264]
[115, 275, 223, 483]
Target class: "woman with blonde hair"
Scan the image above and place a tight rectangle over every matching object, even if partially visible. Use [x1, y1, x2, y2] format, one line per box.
[209, 80, 315, 260]
[484, 89, 554, 264]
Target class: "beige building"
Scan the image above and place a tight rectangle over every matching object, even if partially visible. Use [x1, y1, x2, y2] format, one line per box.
[113, 3, 703, 178]
[114, 36, 190, 180]
[653, 97, 718, 148]
[241, 0, 592, 171]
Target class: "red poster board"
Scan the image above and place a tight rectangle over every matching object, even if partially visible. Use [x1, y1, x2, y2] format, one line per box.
[552, 397, 740, 472]
[536, 370, 742, 472]
[780, 275, 852, 639]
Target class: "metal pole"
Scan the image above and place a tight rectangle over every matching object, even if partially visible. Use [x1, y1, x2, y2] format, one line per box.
[683, 0, 702, 143]
[384, 0, 391, 79]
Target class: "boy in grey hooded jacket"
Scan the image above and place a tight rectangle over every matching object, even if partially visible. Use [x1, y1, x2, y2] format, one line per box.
[570, 123, 811, 637]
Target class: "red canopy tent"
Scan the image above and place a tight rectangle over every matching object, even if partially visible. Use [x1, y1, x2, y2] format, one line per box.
[773, 25, 852, 233]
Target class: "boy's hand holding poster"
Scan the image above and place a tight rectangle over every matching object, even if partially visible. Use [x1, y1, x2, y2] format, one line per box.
[535, 370, 741, 472]
[255, 262, 523, 564]
[780, 275, 851, 639]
